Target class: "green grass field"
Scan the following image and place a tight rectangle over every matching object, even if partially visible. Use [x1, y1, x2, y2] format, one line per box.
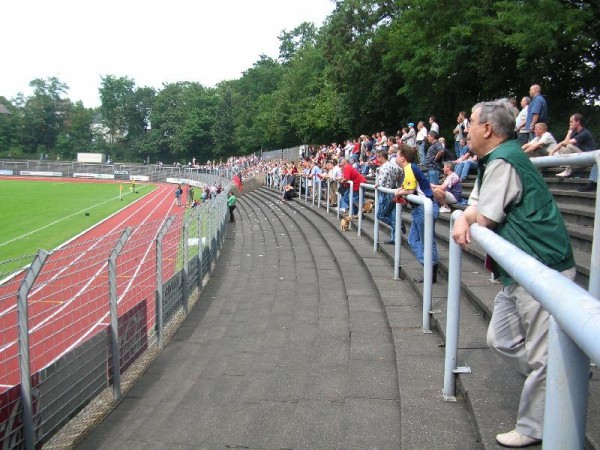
[0, 180, 156, 267]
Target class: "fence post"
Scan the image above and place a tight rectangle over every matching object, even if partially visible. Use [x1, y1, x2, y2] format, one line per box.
[358, 185, 364, 236]
[18, 249, 49, 450]
[156, 216, 175, 348]
[108, 227, 132, 401]
[443, 211, 463, 399]
[182, 217, 191, 316]
[393, 203, 402, 280]
[543, 317, 590, 449]
[198, 210, 204, 292]
[373, 188, 380, 253]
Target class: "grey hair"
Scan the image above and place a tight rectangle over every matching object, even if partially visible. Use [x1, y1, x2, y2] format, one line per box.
[472, 99, 516, 139]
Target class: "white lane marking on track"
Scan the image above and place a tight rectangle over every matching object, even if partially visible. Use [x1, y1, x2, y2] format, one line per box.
[0, 185, 175, 355]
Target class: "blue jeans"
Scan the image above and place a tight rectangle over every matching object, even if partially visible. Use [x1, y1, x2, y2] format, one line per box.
[455, 160, 478, 180]
[417, 142, 426, 165]
[341, 189, 360, 214]
[377, 193, 396, 241]
[408, 201, 439, 265]
[590, 164, 598, 182]
[428, 169, 440, 185]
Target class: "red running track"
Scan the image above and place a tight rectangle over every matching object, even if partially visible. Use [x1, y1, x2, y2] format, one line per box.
[0, 183, 185, 392]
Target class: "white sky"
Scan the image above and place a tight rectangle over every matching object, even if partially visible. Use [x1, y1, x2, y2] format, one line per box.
[1, 0, 335, 108]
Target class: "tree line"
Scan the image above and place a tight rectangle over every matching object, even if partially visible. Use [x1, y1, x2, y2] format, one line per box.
[1, 0, 598, 164]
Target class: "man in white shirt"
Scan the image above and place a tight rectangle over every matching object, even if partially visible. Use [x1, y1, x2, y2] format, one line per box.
[416, 121, 428, 165]
[521, 123, 556, 157]
[429, 116, 439, 134]
[515, 96, 530, 146]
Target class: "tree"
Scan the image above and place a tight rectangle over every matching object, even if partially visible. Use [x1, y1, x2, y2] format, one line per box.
[99, 75, 136, 142]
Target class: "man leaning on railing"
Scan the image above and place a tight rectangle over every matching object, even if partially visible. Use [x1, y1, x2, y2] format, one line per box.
[452, 99, 576, 449]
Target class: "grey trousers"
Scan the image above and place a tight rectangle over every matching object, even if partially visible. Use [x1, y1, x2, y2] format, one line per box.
[486, 266, 576, 439]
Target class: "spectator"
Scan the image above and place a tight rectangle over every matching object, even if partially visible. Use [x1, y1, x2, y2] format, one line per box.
[402, 123, 417, 148]
[452, 99, 575, 449]
[394, 144, 439, 283]
[431, 161, 462, 213]
[416, 121, 428, 165]
[525, 84, 548, 142]
[374, 149, 404, 244]
[515, 96, 531, 145]
[521, 123, 556, 157]
[429, 116, 440, 134]
[425, 130, 445, 184]
[339, 157, 367, 215]
[549, 113, 597, 183]
[453, 112, 469, 156]
[454, 142, 478, 182]
[227, 192, 237, 222]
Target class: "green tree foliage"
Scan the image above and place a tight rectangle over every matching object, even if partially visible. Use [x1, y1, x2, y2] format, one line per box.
[1, 0, 598, 160]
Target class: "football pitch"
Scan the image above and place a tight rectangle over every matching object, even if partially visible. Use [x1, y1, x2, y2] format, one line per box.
[0, 179, 156, 267]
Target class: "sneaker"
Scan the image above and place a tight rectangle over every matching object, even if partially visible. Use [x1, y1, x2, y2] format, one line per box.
[495, 430, 541, 448]
[578, 182, 597, 192]
[439, 205, 451, 213]
[556, 169, 572, 177]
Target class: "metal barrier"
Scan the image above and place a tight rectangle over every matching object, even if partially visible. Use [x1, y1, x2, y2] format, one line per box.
[445, 211, 600, 448]
[357, 182, 435, 332]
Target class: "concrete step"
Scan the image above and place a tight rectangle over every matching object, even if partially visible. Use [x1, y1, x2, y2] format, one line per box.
[270, 186, 600, 449]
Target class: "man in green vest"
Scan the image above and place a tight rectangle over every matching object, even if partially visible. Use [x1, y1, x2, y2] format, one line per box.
[452, 99, 575, 448]
[227, 192, 237, 223]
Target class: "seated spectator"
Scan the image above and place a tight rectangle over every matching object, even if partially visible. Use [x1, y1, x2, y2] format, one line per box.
[454, 145, 478, 181]
[521, 123, 556, 157]
[549, 113, 597, 178]
[282, 184, 297, 201]
[431, 162, 462, 213]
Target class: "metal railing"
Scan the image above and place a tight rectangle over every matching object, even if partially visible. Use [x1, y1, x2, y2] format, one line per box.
[357, 183, 435, 332]
[445, 211, 600, 448]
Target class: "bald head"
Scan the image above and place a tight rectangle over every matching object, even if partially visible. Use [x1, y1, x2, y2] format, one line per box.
[529, 84, 541, 97]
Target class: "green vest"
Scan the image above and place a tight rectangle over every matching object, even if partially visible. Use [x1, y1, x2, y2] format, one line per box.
[478, 140, 574, 286]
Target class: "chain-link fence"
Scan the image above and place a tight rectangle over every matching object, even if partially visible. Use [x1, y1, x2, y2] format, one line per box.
[0, 187, 230, 449]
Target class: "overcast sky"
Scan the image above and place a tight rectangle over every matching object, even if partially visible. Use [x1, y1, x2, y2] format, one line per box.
[1, 0, 335, 108]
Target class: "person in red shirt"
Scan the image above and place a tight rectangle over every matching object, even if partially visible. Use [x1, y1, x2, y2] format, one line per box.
[339, 157, 367, 215]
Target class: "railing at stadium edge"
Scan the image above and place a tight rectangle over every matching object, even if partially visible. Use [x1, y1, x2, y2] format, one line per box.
[446, 212, 600, 448]
[442, 151, 600, 449]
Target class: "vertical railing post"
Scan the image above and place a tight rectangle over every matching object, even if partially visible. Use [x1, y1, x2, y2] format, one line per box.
[373, 188, 380, 253]
[108, 227, 132, 401]
[327, 179, 331, 214]
[18, 249, 49, 450]
[182, 217, 190, 316]
[444, 211, 464, 399]
[543, 317, 590, 449]
[358, 185, 364, 236]
[348, 181, 354, 230]
[198, 210, 204, 293]
[588, 152, 600, 299]
[393, 203, 402, 280]
[422, 197, 434, 328]
[156, 216, 175, 348]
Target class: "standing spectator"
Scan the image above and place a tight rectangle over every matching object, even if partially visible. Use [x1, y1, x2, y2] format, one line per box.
[374, 150, 404, 244]
[429, 116, 440, 134]
[174, 184, 183, 207]
[452, 99, 575, 448]
[431, 161, 462, 213]
[416, 121, 428, 165]
[394, 144, 439, 283]
[521, 123, 556, 157]
[425, 130, 445, 184]
[227, 192, 237, 222]
[525, 84, 548, 141]
[515, 96, 531, 145]
[187, 185, 194, 205]
[339, 157, 367, 216]
[453, 112, 469, 156]
[402, 123, 417, 148]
